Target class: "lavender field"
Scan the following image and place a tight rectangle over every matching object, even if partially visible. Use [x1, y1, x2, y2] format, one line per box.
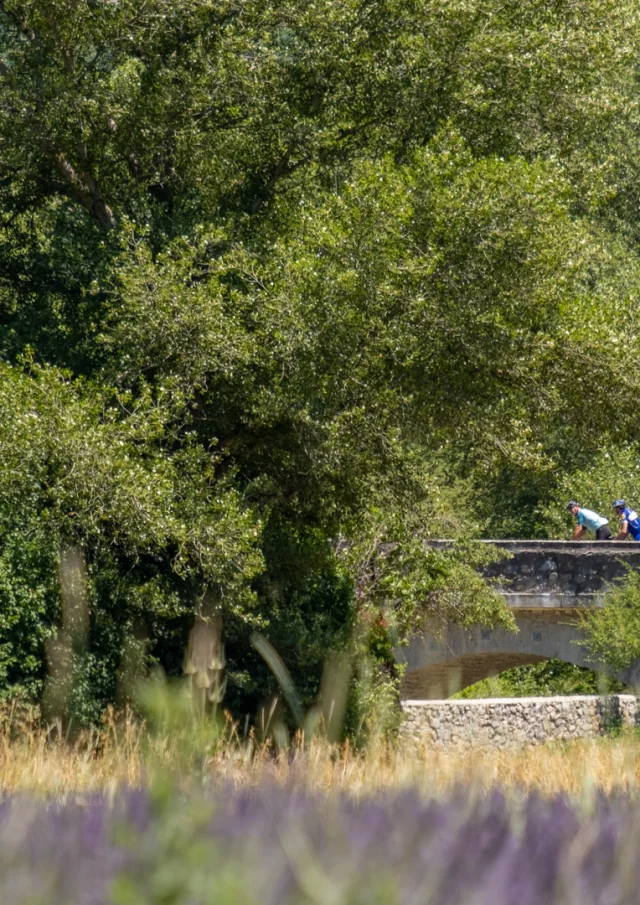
[1, 783, 639, 905]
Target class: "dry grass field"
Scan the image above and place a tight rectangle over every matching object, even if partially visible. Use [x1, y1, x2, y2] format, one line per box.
[1, 703, 640, 799]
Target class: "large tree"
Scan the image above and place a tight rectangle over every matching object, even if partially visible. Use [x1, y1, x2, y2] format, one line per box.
[0, 0, 639, 722]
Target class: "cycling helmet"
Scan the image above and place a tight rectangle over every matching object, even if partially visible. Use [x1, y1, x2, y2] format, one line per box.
[613, 499, 627, 509]
[566, 501, 580, 511]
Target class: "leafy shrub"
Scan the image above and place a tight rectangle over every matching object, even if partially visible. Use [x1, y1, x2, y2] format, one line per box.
[455, 659, 624, 699]
[579, 567, 640, 674]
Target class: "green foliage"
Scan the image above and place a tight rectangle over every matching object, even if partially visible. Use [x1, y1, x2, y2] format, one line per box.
[542, 447, 640, 539]
[579, 569, 640, 673]
[0, 0, 640, 723]
[455, 660, 624, 699]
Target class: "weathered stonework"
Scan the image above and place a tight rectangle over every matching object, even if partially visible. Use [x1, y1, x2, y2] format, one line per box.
[428, 539, 640, 608]
[400, 695, 638, 749]
[398, 541, 640, 698]
[481, 539, 640, 606]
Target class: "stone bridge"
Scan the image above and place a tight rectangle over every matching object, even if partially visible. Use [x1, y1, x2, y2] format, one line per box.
[398, 540, 640, 699]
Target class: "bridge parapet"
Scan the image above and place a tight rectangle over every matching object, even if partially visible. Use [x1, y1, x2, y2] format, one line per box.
[430, 539, 640, 608]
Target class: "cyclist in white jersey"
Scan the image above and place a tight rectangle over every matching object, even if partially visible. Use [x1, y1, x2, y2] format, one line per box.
[566, 501, 612, 540]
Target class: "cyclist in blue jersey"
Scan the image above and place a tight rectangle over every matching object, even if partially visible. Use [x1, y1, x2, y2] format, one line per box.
[613, 500, 640, 541]
[566, 501, 612, 540]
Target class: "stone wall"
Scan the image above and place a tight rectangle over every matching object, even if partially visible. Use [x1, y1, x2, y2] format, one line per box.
[400, 695, 638, 748]
[427, 539, 640, 607]
[482, 540, 640, 605]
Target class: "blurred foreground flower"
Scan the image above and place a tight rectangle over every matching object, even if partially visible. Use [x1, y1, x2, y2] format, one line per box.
[0, 785, 640, 904]
[184, 610, 226, 708]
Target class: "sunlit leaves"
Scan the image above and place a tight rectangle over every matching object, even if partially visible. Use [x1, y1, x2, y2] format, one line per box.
[1, 0, 640, 714]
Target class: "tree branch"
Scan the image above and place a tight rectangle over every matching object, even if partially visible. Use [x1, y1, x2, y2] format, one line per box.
[47, 147, 117, 230]
[250, 146, 312, 214]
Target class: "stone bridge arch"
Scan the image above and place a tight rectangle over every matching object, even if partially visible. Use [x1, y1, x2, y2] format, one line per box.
[399, 611, 594, 699]
[397, 540, 640, 699]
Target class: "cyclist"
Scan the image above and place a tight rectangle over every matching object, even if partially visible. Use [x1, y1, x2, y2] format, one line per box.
[566, 501, 612, 540]
[613, 499, 640, 541]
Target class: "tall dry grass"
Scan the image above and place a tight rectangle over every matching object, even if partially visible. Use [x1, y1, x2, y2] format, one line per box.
[0, 703, 639, 798]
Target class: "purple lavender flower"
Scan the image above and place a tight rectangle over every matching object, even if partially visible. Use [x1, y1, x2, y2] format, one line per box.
[0, 785, 637, 904]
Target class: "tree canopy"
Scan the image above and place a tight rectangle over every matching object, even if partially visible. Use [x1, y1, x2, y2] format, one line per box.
[1, 0, 640, 723]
